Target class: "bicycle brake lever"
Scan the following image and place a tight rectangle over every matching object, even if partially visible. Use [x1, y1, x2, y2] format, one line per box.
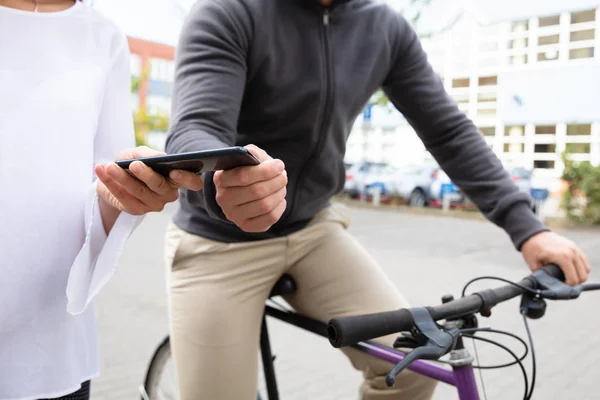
[385, 308, 458, 387]
[386, 343, 447, 387]
[532, 269, 582, 299]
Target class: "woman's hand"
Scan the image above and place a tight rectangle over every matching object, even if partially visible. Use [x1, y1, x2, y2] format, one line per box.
[94, 146, 204, 232]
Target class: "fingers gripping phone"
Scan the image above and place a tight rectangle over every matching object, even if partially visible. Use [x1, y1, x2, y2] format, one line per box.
[115, 146, 260, 178]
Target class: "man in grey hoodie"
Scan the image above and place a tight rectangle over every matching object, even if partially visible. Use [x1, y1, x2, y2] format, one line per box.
[163, 0, 591, 398]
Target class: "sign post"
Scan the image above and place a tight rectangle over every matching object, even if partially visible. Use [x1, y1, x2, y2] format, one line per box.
[363, 104, 372, 122]
[441, 183, 459, 212]
[530, 188, 549, 217]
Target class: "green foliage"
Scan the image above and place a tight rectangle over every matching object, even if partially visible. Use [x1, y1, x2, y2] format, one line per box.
[131, 66, 170, 147]
[561, 152, 600, 225]
[370, 90, 390, 107]
[133, 106, 170, 147]
[131, 75, 141, 94]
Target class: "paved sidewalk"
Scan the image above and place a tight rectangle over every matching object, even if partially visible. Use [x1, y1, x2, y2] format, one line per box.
[91, 203, 600, 399]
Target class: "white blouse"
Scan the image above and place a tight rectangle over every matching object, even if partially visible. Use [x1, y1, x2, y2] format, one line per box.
[0, 2, 143, 399]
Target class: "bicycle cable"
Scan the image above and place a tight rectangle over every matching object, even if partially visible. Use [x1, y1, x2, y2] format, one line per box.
[461, 333, 529, 400]
[459, 328, 529, 369]
[522, 312, 536, 400]
[471, 337, 488, 400]
[461, 276, 539, 298]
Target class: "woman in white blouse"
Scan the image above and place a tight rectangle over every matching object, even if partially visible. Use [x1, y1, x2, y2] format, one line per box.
[0, 0, 204, 399]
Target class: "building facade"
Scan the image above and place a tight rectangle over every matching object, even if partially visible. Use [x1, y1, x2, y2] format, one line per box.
[346, 3, 600, 185]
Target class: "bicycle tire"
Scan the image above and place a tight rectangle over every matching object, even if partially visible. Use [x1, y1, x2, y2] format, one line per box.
[141, 336, 179, 400]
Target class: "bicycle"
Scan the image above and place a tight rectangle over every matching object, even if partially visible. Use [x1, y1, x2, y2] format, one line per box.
[139, 264, 599, 400]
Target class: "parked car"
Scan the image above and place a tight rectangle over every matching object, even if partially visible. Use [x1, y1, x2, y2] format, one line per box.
[507, 166, 533, 195]
[430, 164, 537, 209]
[388, 164, 437, 206]
[344, 161, 389, 199]
[362, 164, 399, 196]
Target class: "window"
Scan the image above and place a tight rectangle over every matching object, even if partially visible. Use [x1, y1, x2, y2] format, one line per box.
[569, 47, 595, 59]
[534, 160, 555, 169]
[477, 109, 497, 118]
[538, 34, 560, 46]
[505, 125, 525, 137]
[534, 144, 556, 153]
[130, 54, 142, 77]
[167, 61, 176, 81]
[479, 127, 495, 136]
[452, 78, 470, 88]
[149, 58, 175, 82]
[478, 76, 498, 86]
[570, 29, 595, 42]
[509, 38, 529, 48]
[571, 9, 596, 24]
[453, 93, 470, 104]
[535, 125, 556, 134]
[511, 20, 529, 33]
[566, 143, 591, 153]
[149, 58, 165, 80]
[510, 55, 528, 65]
[478, 92, 497, 103]
[567, 124, 592, 135]
[538, 15, 560, 27]
[538, 50, 559, 61]
[504, 143, 524, 152]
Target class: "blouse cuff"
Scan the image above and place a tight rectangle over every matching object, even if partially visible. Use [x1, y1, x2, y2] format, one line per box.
[66, 181, 143, 315]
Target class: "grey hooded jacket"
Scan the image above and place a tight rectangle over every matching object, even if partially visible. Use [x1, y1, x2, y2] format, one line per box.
[165, 0, 548, 249]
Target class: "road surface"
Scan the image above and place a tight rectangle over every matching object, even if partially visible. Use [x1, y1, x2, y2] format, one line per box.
[90, 203, 600, 399]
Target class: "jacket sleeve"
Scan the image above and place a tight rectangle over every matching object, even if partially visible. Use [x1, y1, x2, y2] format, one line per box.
[381, 14, 549, 250]
[165, 0, 251, 223]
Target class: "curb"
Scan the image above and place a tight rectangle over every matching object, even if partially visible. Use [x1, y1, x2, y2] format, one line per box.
[332, 196, 600, 232]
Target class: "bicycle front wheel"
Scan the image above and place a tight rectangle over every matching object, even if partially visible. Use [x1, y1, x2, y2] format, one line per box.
[140, 336, 180, 400]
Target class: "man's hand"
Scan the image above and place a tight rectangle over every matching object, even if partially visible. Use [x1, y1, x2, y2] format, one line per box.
[95, 146, 204, 217]
[213, 144, 287, 232]
[521, 231, 591, 286]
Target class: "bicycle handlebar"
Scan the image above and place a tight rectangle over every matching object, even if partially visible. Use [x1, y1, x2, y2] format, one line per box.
[327, 264, 564, 348]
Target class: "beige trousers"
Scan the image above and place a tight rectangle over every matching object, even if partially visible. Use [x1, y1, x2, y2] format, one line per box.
[165, 203, 438, 400]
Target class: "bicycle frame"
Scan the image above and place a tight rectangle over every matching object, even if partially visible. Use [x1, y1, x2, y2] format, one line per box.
[263, 304, 479, 400]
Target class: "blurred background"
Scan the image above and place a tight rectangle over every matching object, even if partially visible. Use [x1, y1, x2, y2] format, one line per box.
[93, 0, 600, 225]
[86, 1, 600, 399]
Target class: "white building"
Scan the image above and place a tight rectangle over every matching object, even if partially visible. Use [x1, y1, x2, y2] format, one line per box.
[346, 0, 600, 188]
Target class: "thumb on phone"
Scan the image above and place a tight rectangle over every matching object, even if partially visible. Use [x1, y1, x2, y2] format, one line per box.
[245, 144, 271, 163]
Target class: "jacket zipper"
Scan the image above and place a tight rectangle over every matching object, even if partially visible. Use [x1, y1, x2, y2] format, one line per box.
[286, 9, 334, 223]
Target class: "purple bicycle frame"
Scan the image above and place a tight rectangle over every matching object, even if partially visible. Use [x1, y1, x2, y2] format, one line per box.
[263, 304, 479, 400]
[356, 341, 479, 400]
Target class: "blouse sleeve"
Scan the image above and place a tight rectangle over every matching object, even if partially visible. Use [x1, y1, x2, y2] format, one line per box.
[66, 32, 144, 315]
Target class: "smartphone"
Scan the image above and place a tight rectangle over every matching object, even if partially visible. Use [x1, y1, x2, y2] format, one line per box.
[115, 146, 260, 177]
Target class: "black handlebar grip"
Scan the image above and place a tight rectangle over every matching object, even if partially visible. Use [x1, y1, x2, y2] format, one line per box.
[327, 309, 414, 348]
[541, 264, 565, 281]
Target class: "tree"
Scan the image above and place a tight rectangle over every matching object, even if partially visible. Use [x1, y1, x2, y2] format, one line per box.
[131, 67, 171, 147]
[560, 152, 600, 225]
